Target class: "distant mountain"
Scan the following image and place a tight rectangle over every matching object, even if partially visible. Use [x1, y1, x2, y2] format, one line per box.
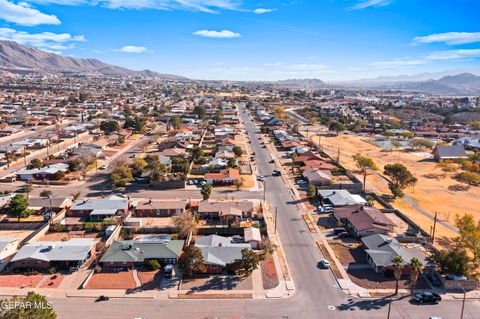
[374, 73, 480, 95]
[0, 40, 187, 80]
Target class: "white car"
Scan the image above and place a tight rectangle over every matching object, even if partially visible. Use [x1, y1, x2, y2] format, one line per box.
[99, 164, 109, 170]
[297, 180, 307, 185]
[318, 259, 330, 269]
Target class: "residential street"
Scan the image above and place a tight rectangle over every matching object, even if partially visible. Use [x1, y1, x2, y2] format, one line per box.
[44, 106, 480, 319]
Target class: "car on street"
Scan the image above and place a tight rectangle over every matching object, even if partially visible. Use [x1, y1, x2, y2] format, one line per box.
[269, 159, 275, 164]
[411, 292, 441, 304]
[257, 175, 265, 181]
[96, 295, 109, 302]
[317, 259, 330, 269]
[272, 169, 281, 176]
[16, 187, 28, 193]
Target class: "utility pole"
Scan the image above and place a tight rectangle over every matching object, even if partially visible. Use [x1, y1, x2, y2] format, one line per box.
[432, 212, 438, 243]
[337, 148, 340, 164]
[23, 146, 27, 166]
[274, 206, 278, 234]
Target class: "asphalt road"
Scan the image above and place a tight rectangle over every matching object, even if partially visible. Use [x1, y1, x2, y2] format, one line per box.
[46, 108, 480, 318]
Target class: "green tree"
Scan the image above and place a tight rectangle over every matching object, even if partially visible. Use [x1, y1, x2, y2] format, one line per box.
[410, 138, 434, 150]
[455, 213, 480, 261]
[179, 245, 206, 277]
[227, 158, 237, 168]
[429, 248, 469, 277]
[232, 146, 243, 157]
[124, 117, 146, 133]
[352, 153, 378, 191]
[392, 255, 404, 295]
[201, 183, 212, 200]
[238, 248, 259, 276]
[146, 259, 161, 271]
[169, 116, 183, 129]
[0, 292, 56, 319]
[400, 131, 415, 139]
[409, 257, 424, 294]
[111, 165, 133, 187]
[457, 171, 480, 186]
[171, 157, 189, 175]
[100, 120, 120, 135]
[306, 184, 317, 198]
[8, 194, 32, 221]
[29, 158, 43, 169]
[193, 105, 206, 119]
[384, 164, 417, 198]
[192, 147, 205, 161]
[328, 121, 345, 136]
[130, 157, 148, 177]
[274, 106, 286, 121]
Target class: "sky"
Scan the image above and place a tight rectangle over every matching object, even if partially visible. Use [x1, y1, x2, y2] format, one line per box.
[0, 0, 479, 81]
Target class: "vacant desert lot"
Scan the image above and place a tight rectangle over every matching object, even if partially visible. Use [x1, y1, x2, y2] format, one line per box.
[315, 133, 480, 240]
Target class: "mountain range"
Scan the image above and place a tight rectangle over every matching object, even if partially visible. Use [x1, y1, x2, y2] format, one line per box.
[0, 40, 479, 94]
[0, 40, 186, 80]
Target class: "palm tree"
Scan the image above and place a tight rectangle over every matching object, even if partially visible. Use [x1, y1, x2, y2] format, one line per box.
[200, 183, 212, 200]
[392, 255, 404, 295]
[409, 257, 424, 294]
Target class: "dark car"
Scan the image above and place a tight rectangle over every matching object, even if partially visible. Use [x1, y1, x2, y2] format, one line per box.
[96, 295, 110, 302]
[411, 292, 441, 304]
[333, 227, 346, 235]
[337, 231, 351, 238]
[269, 159, 275, 164]
[272, 169, 281, 176]
[16, 187, 28, 193]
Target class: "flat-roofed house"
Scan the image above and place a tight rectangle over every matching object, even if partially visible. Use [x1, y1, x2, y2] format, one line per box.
[68, 196, 129, 221]
[10, 238, 95, 271]
[134, 199, 187, 217]
[197, 200, 254, 223]
[204, 168, 240, 185]
[433, 145, 468, 162]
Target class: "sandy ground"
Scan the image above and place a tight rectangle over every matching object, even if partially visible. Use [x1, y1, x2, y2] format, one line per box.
[0, 230, 34, 241]
[310, 133, 479, 240]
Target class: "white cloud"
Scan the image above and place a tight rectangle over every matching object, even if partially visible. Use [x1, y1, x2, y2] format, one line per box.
[288, 64, 328, 71]
[0, 0, 60, 26]
[115, 45, 151, 53]
[193, 29, 241, 38]
[0, 27, 86, 52]
[264, 62, 282, 66]
[370, 59, 426, 69]
[253, 8, 275, 14]
[426, 49, 480, 61]
[349, 0, 391, 11]
[413, 32, 480, 45]
[28, 0, 241, 13]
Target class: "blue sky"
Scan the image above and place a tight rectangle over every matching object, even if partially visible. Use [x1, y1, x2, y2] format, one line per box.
[0, 0, 479, 81]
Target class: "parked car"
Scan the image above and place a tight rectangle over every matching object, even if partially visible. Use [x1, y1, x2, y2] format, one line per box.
[317, 259, 330, 269]
[16, 187, 28, 193]
[337, 231, 351, 238]
[269, 159, 275, 164]
[411, 292, 441, 304]
[187, 180, 194, 185]
[318, 206, 333, 214]
[257, 175, 265, 181]
[99, 164, 109, 170]
[164, 264, 174, 278]
[200, 181, 206, 186]
[297, 180, 307, 185]
[272, 169, 281, 176]
[129, 154, 136, 158]
[96, 295, 109, 302]
[426, 272, 442, 287]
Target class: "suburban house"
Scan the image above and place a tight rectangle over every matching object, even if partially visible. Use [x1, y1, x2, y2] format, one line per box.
[195, 235, 251, 273]
[28, 197, 72, 214]
[302, 168, 332, 186]
[204, 168, 241, 185]
[15, 163, 69, 181]
[361, 234, 427, 274]
[433, 144, 468, 162]
[10, 238, 95, 271]
[455, 135, 480, 150]
[197, 200, 254, 222]
[0, 238, 19, 260]
[133, 199, 187, 217]
[99, 240, 184, 270]
[244, 227, 262, 249]
[333, 205, 396, 238]
[318, 190, 367, 207]
[67, 196, 130, 221]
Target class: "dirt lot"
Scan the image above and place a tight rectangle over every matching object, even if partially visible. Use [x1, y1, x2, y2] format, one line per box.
[137, 269, 162, 289]
[85, 270, 136, 289]
[0, 230, 34, 242]
[0, 274, 43, 288]
[40, 232, 101, 241]
[316, 133, 472, 240]
[261, 254, 279, 289]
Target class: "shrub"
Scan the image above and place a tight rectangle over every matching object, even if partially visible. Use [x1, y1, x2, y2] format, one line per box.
[146, 259, 161, 271]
